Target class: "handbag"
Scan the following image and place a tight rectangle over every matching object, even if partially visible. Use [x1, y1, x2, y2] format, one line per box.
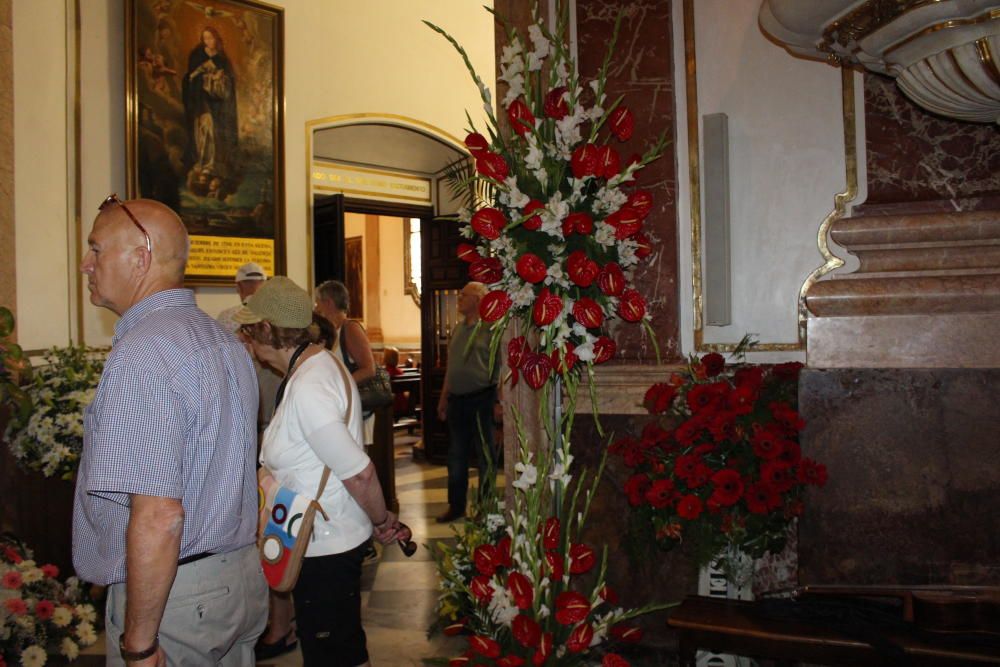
[338, 323, 394, 411]
[257, 345, 354, 592]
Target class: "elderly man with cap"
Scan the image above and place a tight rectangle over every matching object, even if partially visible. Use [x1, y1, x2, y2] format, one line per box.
[72, 195, 267, 666]
[235, 276, 406, 666]
[216, 261, 268, 333]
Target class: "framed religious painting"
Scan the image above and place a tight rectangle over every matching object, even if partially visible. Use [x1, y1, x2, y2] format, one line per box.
[125, 0, 285, 285]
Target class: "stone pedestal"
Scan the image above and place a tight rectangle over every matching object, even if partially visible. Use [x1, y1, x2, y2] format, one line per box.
[801, 208, 1000, 588]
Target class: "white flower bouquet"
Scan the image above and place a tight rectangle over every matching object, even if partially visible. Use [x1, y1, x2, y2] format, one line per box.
[5, 346, 106, 480]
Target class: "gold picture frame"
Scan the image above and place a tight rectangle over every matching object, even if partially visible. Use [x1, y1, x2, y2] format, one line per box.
[125, 0, 285, 285]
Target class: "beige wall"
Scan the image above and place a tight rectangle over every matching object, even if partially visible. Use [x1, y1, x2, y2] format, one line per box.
[11, 0, 494, 349]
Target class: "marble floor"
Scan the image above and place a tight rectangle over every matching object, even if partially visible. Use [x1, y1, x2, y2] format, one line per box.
[81, 432, 479, 666]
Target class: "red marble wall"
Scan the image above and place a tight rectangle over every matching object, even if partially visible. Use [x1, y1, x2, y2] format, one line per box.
[577, 0, 681, 363]
[857, 73, 1000, 216]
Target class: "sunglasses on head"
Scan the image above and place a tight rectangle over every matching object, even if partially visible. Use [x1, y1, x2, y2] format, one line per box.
[99, 194, 152, 253]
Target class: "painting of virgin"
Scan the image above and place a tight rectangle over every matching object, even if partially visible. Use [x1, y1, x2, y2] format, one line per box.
[127, 0, 285, 284]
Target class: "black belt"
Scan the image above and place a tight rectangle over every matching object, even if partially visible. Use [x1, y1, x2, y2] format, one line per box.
[177, 551, 214, 566]
[449, 385, 496, 401]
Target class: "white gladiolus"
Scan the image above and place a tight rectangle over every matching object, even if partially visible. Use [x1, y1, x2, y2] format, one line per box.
[512, 462, 538, 490]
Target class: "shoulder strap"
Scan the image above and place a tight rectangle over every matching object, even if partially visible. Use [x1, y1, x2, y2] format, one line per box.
[313, 352, 355, 501]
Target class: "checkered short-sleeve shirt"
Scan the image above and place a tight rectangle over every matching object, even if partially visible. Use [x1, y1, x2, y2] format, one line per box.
[72, 289, 260, 585]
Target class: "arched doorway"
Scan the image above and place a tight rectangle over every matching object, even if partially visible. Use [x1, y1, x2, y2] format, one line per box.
[304, 114, 472, 509]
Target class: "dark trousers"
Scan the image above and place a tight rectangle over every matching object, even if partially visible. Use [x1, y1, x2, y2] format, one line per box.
[446, 387, 497, 511]
[293, 542, 369, 667]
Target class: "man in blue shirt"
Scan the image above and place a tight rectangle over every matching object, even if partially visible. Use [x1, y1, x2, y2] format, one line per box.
[72, 196, 267, 665]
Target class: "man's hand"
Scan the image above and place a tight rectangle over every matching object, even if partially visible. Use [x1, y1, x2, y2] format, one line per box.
[125, 645, 166, 667]
[437, 398, 447, 422]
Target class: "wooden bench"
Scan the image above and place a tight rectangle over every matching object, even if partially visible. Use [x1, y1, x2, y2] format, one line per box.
[668, 595, 1000, 666]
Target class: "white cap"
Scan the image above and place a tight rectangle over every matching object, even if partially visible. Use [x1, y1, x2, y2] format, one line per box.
[235, 262, 267, 283]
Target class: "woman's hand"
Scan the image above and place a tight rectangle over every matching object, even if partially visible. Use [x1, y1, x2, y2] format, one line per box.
[372, 512, 401, 545]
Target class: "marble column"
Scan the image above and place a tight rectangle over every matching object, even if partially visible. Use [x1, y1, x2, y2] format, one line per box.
[0, 0, 14, 315]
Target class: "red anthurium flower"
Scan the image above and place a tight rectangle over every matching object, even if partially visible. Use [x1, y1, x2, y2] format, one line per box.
[470, 575, 494, 603]
[617, 289, 647, 322]
[709, 469, 744, 507]
[542, 516, 560, 550]
[532, 633, 553, 667]
[532, 288, 562, 327]
[633, 232, 653, 259]
[476, 152, 509, 181]
[544, 550, 564, 579]
[604, 654, 631, 667]
[562, 212, 594, 237]
[609, 106, 635, 141]
[593, 336, 616, 364]
[677, 494, 704, 520]
[611, 624, 644, 643]
[572, 298, 604, 329]
[597, 262, 626, 296]
[457, 243, 479, 263]
[498, 656, 527, 667]
[465, 132, 489, 154]
[627, 190, 654, 218]
[521, 351, 553, 390]
[507, 98, 536, 136]
[550, 343, 578, 374]
[598, 584, 620, 605]
[571, 143, 599, 178]
[798, 458, 828, 486]
[473, 543, 500, 576]
[544, 86, 570, 119]
[470, 635, 502, 658]
[480, 290, 512, 322]
[596, 145, 621, 179]
[623, 473, 650, 506]
[555, 591, 591, 625]
[507, 336, 529, 370]
[448, 654, 471, 667]
[701, 352, 726, 377]
[644, 383, 677, 414]
[507, 571, 534, 609]
[568, 543, 596, 574]
[471, 207, 506, 240]
[443, 618, 468, 636]
[516, 253, 548, 284]
[510, 614, 542, 648]
[566, 250, 599, 287]
[469, 256, 502, 284]
[567, 622, 595, 653]
[606, 206, 643, 240]
[522, 199, 545, 230]
[496, 535, 513, 568]
[644, 478, 676, 509]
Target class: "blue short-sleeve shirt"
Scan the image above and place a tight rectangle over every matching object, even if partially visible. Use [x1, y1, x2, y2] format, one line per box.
[72, 289, 260, 585]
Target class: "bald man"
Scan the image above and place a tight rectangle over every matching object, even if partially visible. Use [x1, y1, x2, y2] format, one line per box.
[72, 196, 267, 666]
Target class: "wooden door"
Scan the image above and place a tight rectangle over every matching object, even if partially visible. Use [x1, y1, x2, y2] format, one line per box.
[420, 217, 469, 463]
[313, 193, 345, 284]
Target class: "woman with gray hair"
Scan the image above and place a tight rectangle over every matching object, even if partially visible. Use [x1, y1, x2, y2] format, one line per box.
[235, 276, 408, 666]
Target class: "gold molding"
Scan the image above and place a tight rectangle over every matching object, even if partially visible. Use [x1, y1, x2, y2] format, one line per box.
[312, 184, 432, 203]
[312, 160, 432, 183]
[303, 113, 468, 290]
[683, 0, 805, 353]
[71, 0, 83, 344]
[797, 67, 856, 342]
[977, 37, 1000, 87]
[884, 7, 1000, 57]
[821, 0, 944, 51]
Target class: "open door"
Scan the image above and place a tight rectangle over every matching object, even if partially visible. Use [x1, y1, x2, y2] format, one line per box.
[313, 193, 345, 284]
[420, 217, 470, 464]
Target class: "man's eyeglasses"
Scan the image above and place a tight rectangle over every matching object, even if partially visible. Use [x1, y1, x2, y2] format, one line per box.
[99, 194, 152, 253]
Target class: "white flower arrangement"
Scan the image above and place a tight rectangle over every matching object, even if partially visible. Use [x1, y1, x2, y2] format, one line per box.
[5, 346, 106, 480]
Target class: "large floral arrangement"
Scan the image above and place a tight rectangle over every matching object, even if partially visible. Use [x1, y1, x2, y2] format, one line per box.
[0, 307, 32, 437]
[609, 347, 826, 580]
[5, 346, 106, 480]
[426, 4, 665, 396]
[0, 535, 99, 666]
[426, 6, 671, 666]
